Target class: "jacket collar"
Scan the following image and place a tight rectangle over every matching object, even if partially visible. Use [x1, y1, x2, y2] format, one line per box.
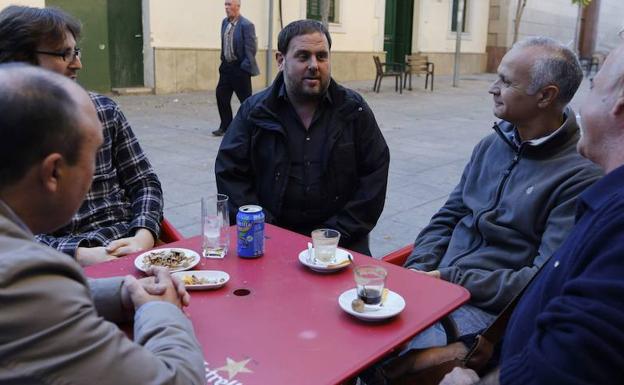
[0, 199, 34, 239]
[578, 163, 624, 215]
[493, 106, 580, 156]
[249, 72, 361, 134]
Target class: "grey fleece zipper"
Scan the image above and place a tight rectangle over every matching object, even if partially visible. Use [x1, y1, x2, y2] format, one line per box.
[445, 123, 524, 269]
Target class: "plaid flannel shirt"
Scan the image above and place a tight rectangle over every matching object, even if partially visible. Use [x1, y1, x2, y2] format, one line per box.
[35, 93, 163, 256]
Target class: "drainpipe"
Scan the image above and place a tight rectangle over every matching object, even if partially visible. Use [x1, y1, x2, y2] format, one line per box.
[266, 0, 274, 87]
[452, 0, 464, 87]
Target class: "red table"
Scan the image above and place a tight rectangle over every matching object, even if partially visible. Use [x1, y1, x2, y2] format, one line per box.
[85, 224, 469, 385]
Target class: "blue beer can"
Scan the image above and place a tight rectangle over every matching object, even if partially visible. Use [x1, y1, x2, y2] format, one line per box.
[237, 205, 265, 258]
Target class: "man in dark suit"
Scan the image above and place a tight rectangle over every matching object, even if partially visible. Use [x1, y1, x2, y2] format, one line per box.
[213, 0, 259, 137]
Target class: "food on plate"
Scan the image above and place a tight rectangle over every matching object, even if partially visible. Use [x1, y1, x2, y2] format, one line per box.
[141, 249, 194, 270]
[351, 298, 365, 313]
[181, 274, 226, 286]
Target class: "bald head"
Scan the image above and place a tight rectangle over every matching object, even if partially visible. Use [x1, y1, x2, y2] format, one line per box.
[577, 43, 624, 172]
[0, 63, 93, 188]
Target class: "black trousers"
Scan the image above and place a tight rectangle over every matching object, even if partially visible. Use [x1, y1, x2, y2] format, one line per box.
[216, 62, 252, 131]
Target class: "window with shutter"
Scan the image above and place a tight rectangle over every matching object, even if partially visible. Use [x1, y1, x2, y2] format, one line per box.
[306, 0, 337, 23]
[451, 0, 468, 33]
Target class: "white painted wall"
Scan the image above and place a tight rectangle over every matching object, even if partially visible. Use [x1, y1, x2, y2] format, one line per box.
[0, 0, 43, 8]
[0, 0, 45, 9]
[597, 0, 624, 52]
[414, 0, 490, 54]
[512, 0, 578, 48]
[145, 0, 383, 52]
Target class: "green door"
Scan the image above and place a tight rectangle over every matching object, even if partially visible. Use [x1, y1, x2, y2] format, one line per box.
[384, 0, 414, 64]
[108, 0, 144, 87]
[46, 0, 112, 92]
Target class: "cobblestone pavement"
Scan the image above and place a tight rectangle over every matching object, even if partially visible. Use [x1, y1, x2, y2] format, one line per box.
[114, 73, 589, 258]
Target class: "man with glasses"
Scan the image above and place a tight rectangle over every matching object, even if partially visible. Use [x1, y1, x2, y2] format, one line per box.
[0, 5, 164, 266]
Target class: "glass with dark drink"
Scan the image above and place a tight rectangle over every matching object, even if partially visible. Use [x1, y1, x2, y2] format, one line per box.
[354, 266, 387, 306]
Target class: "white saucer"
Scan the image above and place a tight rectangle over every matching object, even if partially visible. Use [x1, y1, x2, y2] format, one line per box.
[134, 248, 200, 273]
[298, 248, 353, 273]
[171, 270, 230, 290]
[338, 288, 406, 321]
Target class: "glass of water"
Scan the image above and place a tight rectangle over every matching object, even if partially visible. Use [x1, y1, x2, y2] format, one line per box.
[201, 194, 229, 258]
[311, 228, 341, 263]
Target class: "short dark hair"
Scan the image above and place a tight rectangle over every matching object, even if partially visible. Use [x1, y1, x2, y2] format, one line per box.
[277, 19, 332, 54]
[513, 37, 583, 105]
[0, 5, 81, 65]
[0, 63, 83, 187]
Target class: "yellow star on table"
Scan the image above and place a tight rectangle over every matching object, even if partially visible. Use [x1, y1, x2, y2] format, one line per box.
[215, 357, 254, 380]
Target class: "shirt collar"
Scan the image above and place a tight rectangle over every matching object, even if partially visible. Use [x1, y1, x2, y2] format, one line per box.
[0, 198, 33, 236]
[509, 111, 568, 147]
[579, 163, 624, 213]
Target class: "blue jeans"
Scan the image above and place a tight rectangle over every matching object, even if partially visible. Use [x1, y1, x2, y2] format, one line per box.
[404, 303, 496, 351]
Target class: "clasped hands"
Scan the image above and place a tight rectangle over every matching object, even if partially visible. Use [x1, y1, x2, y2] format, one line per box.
[121, 266, 191, 311]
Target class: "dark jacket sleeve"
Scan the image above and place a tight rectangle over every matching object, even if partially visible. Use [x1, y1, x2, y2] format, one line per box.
[240, 20, 259, 76]
[404, 145, 477, 270]
[500, 211, 624, 385]
[215, 101, 264, 223]
[322, 99, 390, 243]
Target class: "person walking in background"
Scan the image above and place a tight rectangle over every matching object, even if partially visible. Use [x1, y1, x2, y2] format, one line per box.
[213, 0, 259, 137]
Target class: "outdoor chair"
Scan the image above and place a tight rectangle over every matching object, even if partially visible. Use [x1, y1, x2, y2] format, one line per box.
[373, 55, 404, 94]
[404, 54, 435, 91]
[580, 51, 607, 77]
[381, 244, 459, 342]
[159, 217, 184, 244]
[580, 55, 600, 77]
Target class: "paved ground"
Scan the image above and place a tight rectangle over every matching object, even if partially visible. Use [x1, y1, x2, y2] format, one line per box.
[115, 73, 589, 258]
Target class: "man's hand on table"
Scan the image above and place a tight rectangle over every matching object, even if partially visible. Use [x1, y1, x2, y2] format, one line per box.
[76, 246, 116, 266]
[409, 268, 441, 279]
[106, 228, 155, 257]
[121, 267, 191, 312]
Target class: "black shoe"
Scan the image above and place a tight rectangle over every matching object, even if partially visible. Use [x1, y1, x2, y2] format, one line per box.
[212, 128, 226, 137]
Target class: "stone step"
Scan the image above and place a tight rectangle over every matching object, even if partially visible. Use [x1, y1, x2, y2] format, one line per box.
[111, 87, 154, 95]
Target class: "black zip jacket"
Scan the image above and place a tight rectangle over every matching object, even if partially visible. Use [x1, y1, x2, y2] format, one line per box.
[215, 72, 390, 254]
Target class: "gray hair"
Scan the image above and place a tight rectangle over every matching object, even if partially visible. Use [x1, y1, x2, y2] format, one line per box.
[513, 36, 583, 105]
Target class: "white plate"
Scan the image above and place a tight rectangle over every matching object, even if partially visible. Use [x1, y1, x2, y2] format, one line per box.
[171, 270, 230, 290]
[298, 248, 353, 273]
[134, 248, 200, 273]
[338, 288, 406, 321]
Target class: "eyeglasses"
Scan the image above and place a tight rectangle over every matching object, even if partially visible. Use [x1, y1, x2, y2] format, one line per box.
[35, 47, 81, 62]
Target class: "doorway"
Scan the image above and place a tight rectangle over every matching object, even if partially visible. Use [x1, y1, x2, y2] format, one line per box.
[384, 0, 414, 64]
[45, 0, 144, 92]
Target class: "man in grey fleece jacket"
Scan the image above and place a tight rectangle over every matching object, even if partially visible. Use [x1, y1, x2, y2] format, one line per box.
[400, 37, 603, 352]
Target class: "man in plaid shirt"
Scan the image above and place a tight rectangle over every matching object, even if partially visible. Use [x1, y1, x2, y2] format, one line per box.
[0, 6, 164, 266]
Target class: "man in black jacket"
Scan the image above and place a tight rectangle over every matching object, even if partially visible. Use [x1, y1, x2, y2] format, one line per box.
[215, 20, 390, 256]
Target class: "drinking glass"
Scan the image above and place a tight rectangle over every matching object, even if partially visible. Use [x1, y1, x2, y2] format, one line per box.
[354, 265, 387, 305]
[201, 194, 229, 258]
[311, 228, 341, 263]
